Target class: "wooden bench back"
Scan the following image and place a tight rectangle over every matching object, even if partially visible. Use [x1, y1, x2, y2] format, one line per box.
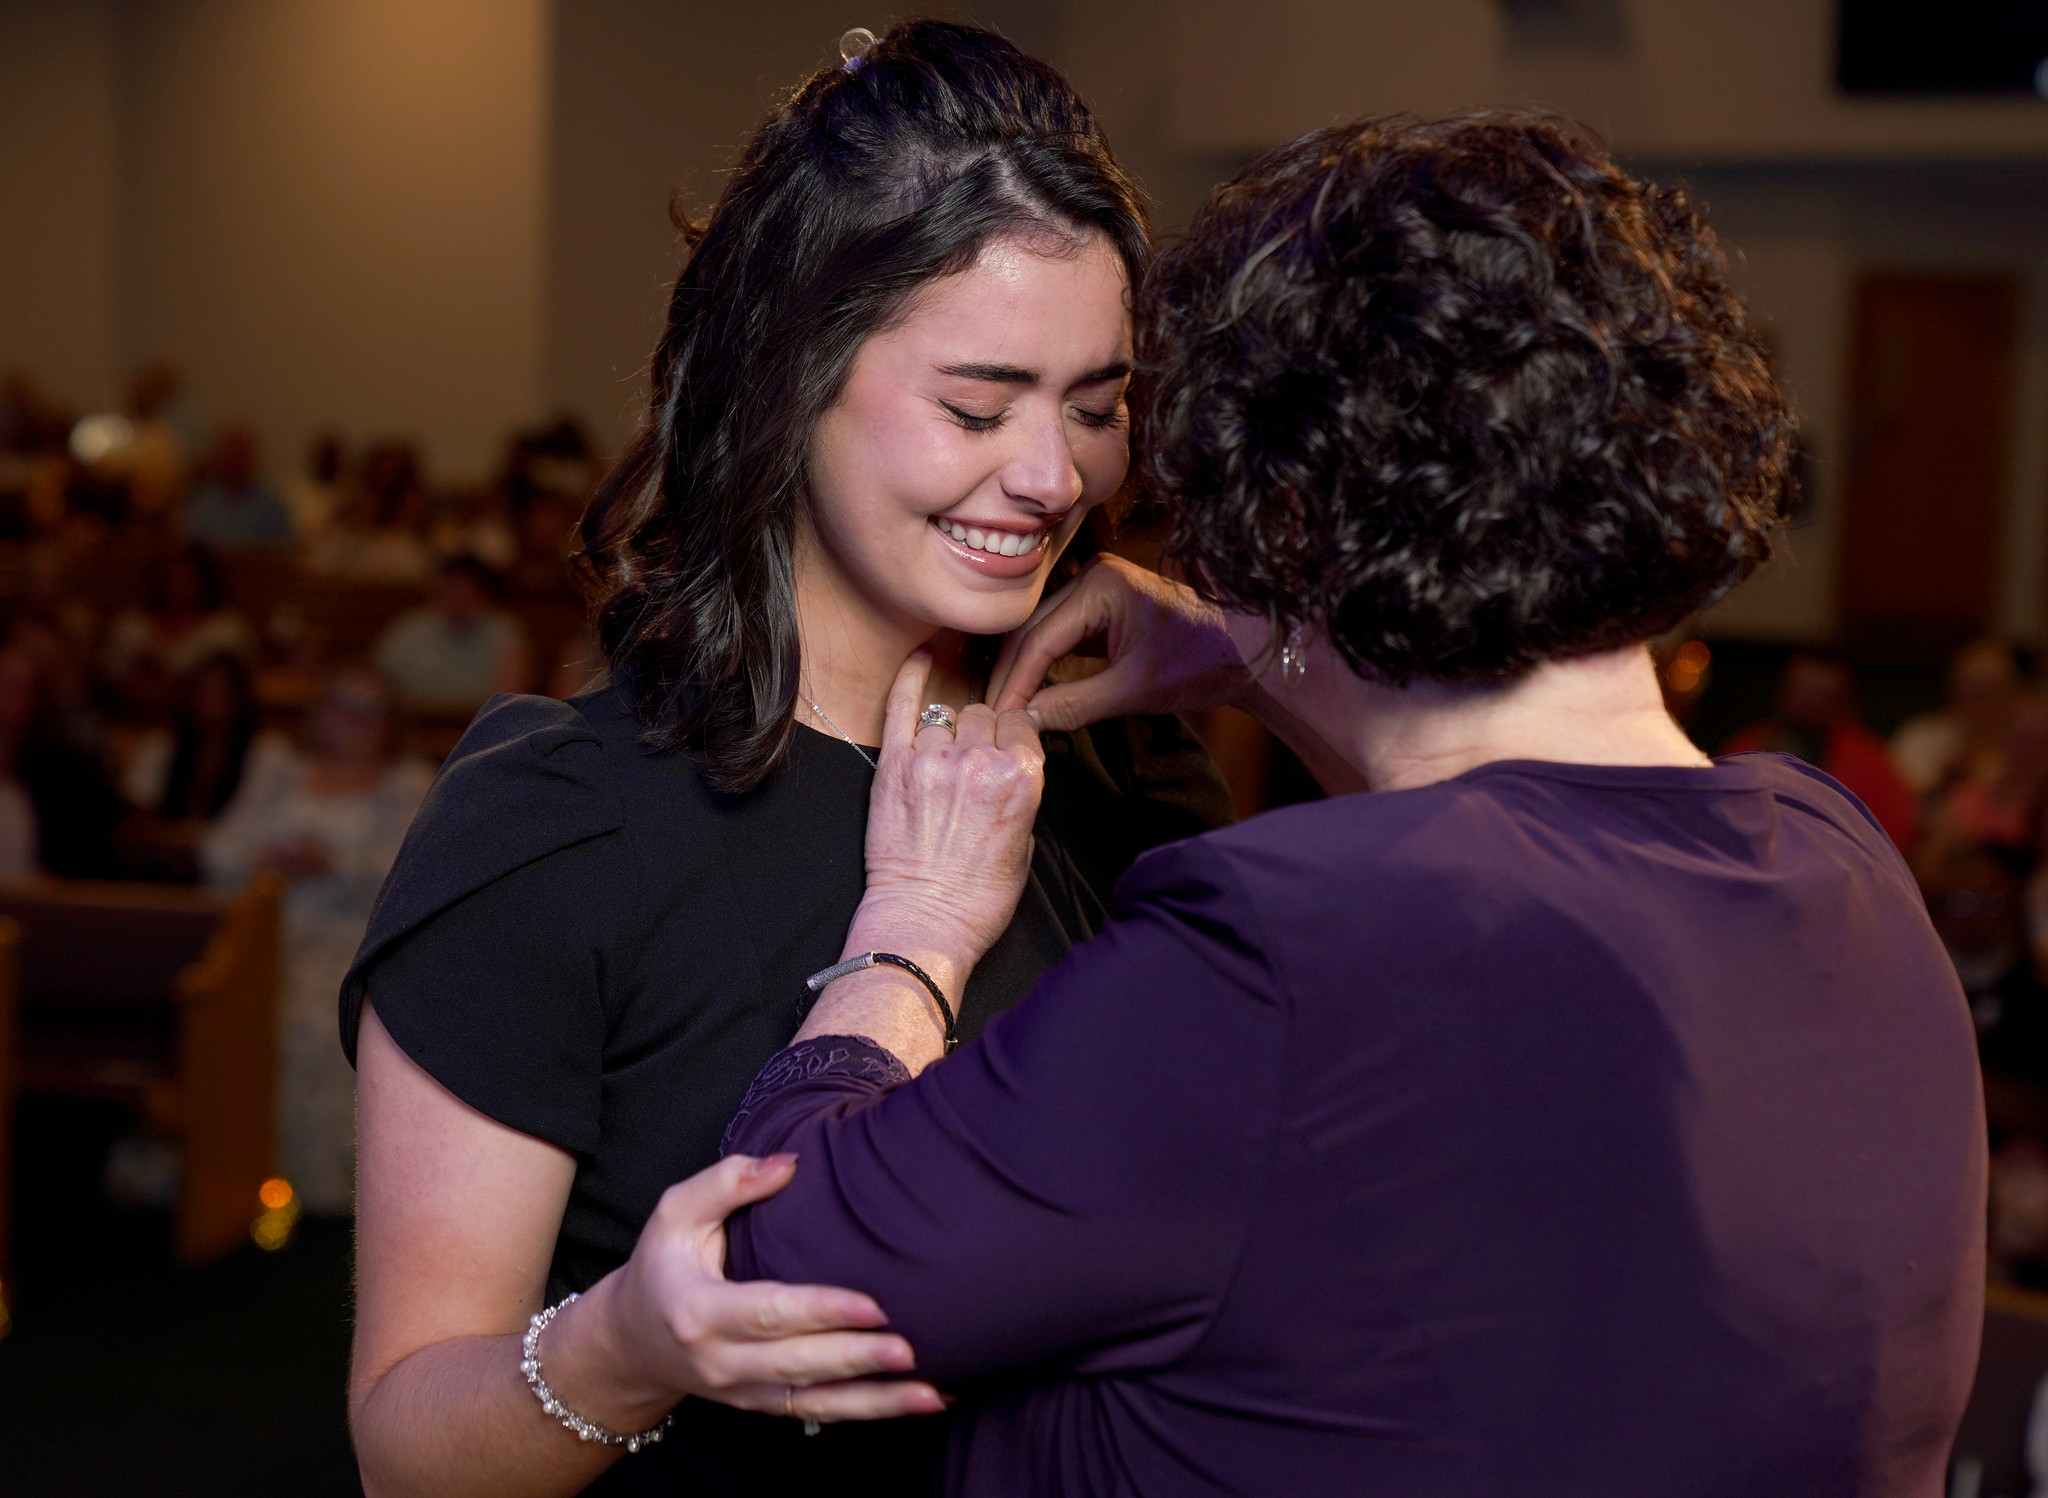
[0, 876, 281, 1266]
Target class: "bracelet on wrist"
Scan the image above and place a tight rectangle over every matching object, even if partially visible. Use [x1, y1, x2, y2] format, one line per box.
[521, 1293, 675, 1453]
[801, 951, 959, 1052]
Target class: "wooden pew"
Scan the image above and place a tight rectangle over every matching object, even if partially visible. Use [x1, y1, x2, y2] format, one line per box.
[1, 874, 281, 1268]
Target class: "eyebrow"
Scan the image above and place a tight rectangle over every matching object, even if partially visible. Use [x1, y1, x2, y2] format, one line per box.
[935, 360, 1132, 386]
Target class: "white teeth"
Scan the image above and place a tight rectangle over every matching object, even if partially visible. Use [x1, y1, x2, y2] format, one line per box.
[936, 518, 1048, 558]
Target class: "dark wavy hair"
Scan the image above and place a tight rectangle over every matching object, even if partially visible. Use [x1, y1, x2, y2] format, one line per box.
[1140, 112, 1792, 685]
[577, 20, 1149, 792]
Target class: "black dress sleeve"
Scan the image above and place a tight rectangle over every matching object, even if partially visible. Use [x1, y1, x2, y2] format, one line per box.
[339, 693, 634, 1154]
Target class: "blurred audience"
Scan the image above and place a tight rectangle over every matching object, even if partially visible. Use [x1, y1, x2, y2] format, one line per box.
[1892, 638, 2023, 799]
[201, 668, 433, 1214]
[1917, 694, 2048, 888]
[184, 423, 293, 551]
[116, 653, 281, 881]
[101, 543, 256, 717]
[1723, 650, 1918, 850]
[307, 440, 434, 583]
[0, 632, 124, 878]
[0, 372, 619, 1236]
[372, 554, 530, 713]
[1987, 1075, 2048, 1289]
[282, 431, 346, 544]
[0, 646, 49, 878]
[106, 360, 194, 527]
[428, 486, 518, 573]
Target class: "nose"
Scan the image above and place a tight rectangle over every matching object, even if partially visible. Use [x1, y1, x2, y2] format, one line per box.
[999, 405, 1085, 516]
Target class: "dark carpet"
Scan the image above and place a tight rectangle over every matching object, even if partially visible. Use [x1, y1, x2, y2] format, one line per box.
[0, 1096, 362, 1496]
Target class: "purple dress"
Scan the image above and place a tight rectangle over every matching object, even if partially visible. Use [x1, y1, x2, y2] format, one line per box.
[724, 754, 1985, 1497]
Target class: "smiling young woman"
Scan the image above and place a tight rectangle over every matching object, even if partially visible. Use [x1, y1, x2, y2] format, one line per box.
[339, 21, 1229, 1498]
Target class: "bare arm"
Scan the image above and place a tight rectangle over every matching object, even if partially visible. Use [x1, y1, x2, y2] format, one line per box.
[350, 1002, 942, 1498]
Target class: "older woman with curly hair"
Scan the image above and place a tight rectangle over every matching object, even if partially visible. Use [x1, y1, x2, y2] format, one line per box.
[715, 114, 1983, 1495]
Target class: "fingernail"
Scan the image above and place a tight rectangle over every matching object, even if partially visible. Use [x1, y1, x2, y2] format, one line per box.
[1026, 708, 1043, 730]
[745, 1152, 797, 1178]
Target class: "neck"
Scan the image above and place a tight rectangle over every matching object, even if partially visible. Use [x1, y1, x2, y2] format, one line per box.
[791, 525, 977, 746]
[1285, 643, 1708, 794]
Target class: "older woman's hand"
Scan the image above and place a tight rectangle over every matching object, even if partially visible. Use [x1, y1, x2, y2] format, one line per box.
[988, 554, 1250, 728]
[800, 652, 1043, 1069]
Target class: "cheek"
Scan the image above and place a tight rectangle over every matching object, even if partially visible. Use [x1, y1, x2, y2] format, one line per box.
[814, 401, 982, 532]
[1073, 425, 1131, 509]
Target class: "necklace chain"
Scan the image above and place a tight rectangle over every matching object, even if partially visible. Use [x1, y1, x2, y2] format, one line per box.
[798, 691, 877, 770]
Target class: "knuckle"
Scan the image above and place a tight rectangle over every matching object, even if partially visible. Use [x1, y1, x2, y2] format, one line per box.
[664, 1300, 711, 1348]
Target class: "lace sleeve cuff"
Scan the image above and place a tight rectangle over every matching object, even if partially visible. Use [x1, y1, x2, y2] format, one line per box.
[720, 1035, 912, 1157]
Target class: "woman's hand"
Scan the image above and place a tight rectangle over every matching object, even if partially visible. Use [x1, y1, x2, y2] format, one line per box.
[351, 1008, 940, 1498]
[800, 652, 1044, 1068]
[584, 1152, 944, 1426]
[988, 554, 1250, 728]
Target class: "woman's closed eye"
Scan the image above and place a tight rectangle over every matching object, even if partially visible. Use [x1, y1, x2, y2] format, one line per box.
[938, 399, 1127, 433]
[940, 400, 1007, 433]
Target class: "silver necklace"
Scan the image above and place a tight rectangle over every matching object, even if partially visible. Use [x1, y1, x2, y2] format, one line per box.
[798, 691, 877, 769]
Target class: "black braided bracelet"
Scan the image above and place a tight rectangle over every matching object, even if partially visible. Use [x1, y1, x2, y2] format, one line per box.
[800, 951, 959, 1052]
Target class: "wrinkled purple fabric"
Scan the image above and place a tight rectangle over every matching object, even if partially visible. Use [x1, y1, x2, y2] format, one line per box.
[727, 754, 1984, 1498]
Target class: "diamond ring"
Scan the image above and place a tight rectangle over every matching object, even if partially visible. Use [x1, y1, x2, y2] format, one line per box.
[917, 703, 957, 734]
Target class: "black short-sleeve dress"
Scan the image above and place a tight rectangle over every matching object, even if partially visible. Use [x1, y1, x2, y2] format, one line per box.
[339, 681, 1231, 1497]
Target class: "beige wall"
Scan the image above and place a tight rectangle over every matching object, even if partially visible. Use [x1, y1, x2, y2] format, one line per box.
[120, 0, 550, 480]
[0, 0, 123, 413]
[1167, 0, 2048, 161]
[545, 0, 869, 447]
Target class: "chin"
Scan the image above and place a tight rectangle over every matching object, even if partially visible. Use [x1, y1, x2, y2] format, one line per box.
[918, 588, 1044, 641]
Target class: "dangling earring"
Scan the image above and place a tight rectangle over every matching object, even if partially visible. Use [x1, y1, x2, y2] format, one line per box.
[1279, 621, 1308, 684]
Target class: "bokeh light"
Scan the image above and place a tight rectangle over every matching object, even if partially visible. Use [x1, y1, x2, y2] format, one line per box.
[251, 1178, 302, 1252]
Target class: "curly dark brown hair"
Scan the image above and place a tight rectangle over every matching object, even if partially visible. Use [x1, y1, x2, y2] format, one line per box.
[1139, 112, 1792, 685]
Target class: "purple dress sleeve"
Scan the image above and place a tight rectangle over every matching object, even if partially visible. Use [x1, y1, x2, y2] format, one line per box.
[722, 842, 1289, 1384]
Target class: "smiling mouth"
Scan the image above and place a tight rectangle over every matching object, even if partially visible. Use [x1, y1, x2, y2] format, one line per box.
[931, 519, 1052, 558]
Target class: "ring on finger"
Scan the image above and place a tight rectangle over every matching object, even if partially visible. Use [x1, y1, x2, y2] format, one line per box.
[917, 703, 957, 735]
[785, 1385, 821, 1437]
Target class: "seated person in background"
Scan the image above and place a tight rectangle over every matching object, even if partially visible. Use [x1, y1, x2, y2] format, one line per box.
[1916, 693, 2048, 887]
[203, 667, 432, 1214]
[1893, 638, 2024, 800]
[305, 440, 435, 583]
[1987, 1076, 2048, 1291]
[118, 653, 287, 881]
[1722, 650, 1917, 850]
[0, 637, 122, 877]
[183, 423, 294, 550]
[428, 486, 519, 573]
[0, 645, 47, 877]
[282, 431, 346, 545]
[106, 359, 193, 528]
[101, 541, 255, 717]
[372, 554, 530, 713]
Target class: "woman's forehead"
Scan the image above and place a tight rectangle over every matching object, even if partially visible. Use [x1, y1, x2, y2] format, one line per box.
[873, 232, 1132, 378]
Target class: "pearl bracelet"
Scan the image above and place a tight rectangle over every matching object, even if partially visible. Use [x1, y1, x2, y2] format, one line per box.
[521, 1293, 675, 1453]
